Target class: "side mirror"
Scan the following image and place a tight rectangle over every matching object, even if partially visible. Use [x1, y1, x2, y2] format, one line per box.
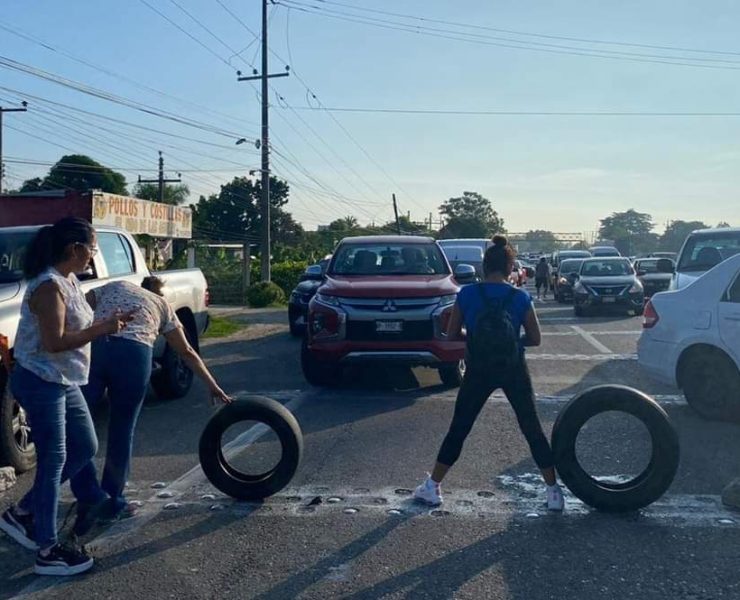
[302, 264, 324, 281]
[656, 259, 675, 274]
[454, 263, 477, 285]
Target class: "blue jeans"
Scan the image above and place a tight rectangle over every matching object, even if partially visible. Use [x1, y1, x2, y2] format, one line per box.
[11, 366, 98, 548]
[71, 336, 153, 514]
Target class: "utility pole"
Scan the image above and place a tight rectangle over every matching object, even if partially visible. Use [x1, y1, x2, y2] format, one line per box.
[0, 101, 28, 195]
[137, 151, 181, 203]
[392, 193, 401, 234]
[237, 0, 289, 283]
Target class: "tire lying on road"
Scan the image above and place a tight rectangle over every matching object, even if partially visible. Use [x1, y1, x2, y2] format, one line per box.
[551, 385, 680, 512]
[199, 395, 303, 501]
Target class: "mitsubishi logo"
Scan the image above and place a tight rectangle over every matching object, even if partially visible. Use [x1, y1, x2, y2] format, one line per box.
[382, 299, 397, 312]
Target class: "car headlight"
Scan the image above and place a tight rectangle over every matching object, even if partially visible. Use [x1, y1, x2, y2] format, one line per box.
[629, 282, 644, 293]
[574, 282, 587, 293]
[559, 277, 568, 285]
[315, 292, 340, 306]
[438, 294, 457, 307]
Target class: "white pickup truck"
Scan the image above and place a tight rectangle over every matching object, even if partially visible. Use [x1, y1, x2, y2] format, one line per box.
[0, 225, 210, 472]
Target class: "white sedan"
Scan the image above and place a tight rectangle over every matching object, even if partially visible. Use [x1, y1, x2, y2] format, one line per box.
[638, 254, 740, 421]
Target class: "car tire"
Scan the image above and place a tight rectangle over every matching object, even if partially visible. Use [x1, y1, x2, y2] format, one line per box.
[682, 348, 740, 422]
[551, 385, 680, 512]
[199, 395, 303, 500]
[574, 305, 585, 317]
[151, 326, 197, 399]
[0, 379, 36, 473]
[301, 339, 340, 387]
[289, 318, 303, 338]
[439, 360, 465, 387]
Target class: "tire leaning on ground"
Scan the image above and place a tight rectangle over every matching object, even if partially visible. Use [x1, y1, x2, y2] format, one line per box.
[0, 379, 36, 473]
[551, 385, 680, 512]
[438, 360, 465, 387]
[199, 395, 303, 500]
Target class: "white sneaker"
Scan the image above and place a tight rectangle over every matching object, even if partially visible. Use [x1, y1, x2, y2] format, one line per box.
[414, 475, 443, 506]
[547, 484, 565, 511]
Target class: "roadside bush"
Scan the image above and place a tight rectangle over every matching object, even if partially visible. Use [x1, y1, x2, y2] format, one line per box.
[246, 282, 286, 307]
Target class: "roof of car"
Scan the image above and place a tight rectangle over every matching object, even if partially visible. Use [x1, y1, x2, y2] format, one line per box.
[690, 227, 740, 235]
[438, 238, 491, 243]
[582, 256, 630, 261]
[338, 235, 435, 244]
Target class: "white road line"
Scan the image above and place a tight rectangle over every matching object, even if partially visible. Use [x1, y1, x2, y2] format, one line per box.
[570, 325, 614, 354]
[541, 331, 640, 337]
[527, 353, 637, 361]
[10, 393, 307, 600]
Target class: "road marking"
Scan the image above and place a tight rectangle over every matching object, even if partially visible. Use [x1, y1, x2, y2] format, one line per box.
[9, 392, 307, 600]
[527, 353, 637, 361]
[164, 479, 739, 530]
[570, 325, 614, 354]
[541, 331, 640, 337]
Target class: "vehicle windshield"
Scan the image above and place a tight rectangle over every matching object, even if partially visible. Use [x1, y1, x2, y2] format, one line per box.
[677, 232, 740, 272]
[558, 251, 591, 262]
[580, 259, 634, 277]
[0, 231, 35, 283]
[330, 243, 449, 275]
[591, 247, 620, 257]
[559, 259, 584, 274]
[441, 246, 483, 263]
[635, 259, 661, 273]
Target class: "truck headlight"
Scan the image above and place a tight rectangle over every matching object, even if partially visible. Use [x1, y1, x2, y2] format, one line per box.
[438, 294, 457, 307]
[315, 292, 340, 307]
[629, 282, 643, 294]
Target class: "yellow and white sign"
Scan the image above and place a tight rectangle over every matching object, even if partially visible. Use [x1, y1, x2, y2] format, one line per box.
[92, 192, 192, 239]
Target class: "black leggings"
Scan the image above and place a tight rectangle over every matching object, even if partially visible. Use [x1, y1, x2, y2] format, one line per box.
[437, 362, 554, 469]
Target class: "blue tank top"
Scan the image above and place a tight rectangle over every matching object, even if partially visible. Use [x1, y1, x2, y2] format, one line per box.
[457, 283, 533, 349]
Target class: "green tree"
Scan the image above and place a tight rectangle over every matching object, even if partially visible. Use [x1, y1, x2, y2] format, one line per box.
[598, 209, 657, 255]
[191, 176, 302, 246]
[133, 182, 190, 206]
[659, 220, 709, 252]
[717, 221, 732, 228]
[438, 191, 505, 239]
[21, 154, 127, 194]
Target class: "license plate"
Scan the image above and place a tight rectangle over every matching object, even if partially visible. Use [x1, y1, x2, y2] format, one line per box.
[376, 320, 403, 333]
[602, 297, 616, 303]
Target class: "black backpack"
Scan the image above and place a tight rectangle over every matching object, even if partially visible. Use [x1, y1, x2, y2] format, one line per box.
[466, 285, 521, 374]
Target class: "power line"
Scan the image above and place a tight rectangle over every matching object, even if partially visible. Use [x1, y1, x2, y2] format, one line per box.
[282, 106, 740, 117]
[293, 0, 740, 58]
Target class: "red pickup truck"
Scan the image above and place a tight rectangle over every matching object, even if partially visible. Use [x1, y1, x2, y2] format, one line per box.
[301, 236, 475, 387]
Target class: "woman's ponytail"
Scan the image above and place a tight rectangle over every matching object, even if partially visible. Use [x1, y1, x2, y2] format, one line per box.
[22, 217, 94, 279]
[23, 226, 54, 279]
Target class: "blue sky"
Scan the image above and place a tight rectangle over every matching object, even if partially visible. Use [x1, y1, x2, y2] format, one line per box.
[1, 0, 739, 236]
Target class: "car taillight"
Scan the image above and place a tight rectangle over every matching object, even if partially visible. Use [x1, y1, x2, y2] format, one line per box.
[204, 288, 211, 307]
[643, 300, 659, 328]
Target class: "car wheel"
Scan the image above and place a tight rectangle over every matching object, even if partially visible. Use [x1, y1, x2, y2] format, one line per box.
[199, 396, 303, 500]
[0, 380, 36, 473]
[300, 339, 340, 387]
[551, 385, 680, 512]
[574, 305, 585, 317]
[289, 317, 304, 338]
[682, 348, 740, 422]
[151, 326, 197, 399]
[439, 360, 465, 387]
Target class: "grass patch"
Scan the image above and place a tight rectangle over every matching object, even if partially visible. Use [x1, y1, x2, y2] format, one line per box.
[204, 316, 245, 339]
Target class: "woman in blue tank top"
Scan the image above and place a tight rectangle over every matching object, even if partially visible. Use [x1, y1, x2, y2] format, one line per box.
[414, 235, 565, 511]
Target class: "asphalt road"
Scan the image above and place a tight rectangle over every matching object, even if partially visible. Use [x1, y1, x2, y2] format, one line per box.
[2, 292, 739, 600]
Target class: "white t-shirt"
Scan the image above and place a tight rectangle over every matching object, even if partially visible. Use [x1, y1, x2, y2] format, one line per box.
[92, 281, 181, 347]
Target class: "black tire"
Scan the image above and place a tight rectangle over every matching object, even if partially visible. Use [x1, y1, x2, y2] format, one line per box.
[151, 326, 197, 399]
[199, 396, 303, 500]
[574, 305, 585, 317]
[301, 339, 340, 387]
[289, 317, 304, 338]
[681, 348, 740, 422]
[0, 378, 36, 473]
[439, 360, 465, 387]
[551, 385, 680, 512]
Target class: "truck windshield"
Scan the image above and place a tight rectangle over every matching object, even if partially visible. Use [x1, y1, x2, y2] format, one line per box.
[677, 232, 740, 272]
[0, 231, 35, 283]
[331, 243, 449, 276]
[559, 259, 584, 274]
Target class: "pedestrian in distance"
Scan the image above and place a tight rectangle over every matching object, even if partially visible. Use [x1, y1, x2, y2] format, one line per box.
[0, 218, 134, 576]
[69, 276, 232, 537]
[414, 236, 565, 511]
[535, 257, 551, 300]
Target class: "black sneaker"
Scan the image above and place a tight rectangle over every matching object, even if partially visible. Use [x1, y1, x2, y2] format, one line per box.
[35, 543, 94, 576]
[0, 506, 38, 550]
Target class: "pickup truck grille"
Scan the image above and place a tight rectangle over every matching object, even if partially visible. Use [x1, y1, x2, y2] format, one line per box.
[346, 321, 434, 342]
[338, 297, 440, 311]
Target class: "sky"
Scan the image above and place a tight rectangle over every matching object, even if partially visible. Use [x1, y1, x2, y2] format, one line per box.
[1, 0, 739, 238]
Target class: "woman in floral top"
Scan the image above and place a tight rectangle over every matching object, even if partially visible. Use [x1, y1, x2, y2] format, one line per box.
[70, 276, 231, 533]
